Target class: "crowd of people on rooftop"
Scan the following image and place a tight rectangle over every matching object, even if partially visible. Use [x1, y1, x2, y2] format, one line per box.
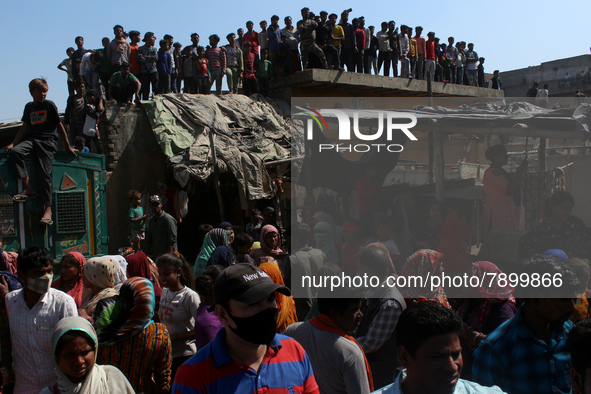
[2, 7, 591, 394]
[57, 9, 498, 108]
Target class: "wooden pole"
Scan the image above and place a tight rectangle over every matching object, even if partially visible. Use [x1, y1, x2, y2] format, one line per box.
[538, 137, 547, 171]
[427, 74, 434, 184]
[435, 131, 446, 202]
[208, 129, 225, 221]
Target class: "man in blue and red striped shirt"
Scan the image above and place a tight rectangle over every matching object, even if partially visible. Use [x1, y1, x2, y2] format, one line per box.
[172, 264, 319, 394]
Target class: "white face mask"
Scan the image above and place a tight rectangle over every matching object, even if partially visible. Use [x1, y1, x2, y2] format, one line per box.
[27, 273, 53, 294]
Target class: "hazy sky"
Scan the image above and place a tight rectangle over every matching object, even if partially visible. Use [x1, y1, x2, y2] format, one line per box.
[1, 0, 589, 122]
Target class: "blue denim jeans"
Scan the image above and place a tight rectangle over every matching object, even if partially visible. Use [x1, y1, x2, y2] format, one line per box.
[455, 66, 464, 85]
[467, 69, 478, 86]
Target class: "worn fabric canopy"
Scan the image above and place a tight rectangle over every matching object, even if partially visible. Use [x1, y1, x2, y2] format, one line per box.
[141, 94, 292, 200]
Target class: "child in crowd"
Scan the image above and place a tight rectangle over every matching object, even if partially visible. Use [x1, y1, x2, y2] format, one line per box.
[157, 39, 173, 94]
[156, 253, 200, 381]
[64, 80, 86, 142]
[193, 46, 211, 94]
[256, 49, 273, 97]
[5, 78, 76, 225]
[234, 232, 255, 264]
[82, 90, 103, 154]
[242, 42, 257, 96]
[478, 57, 485, 88]
[182, 46, 195, 93]
[72, 136, 89, 153]
[204, 35, 226, 95]
[57, 47, 75, 96]
[129, 30, 141, 77]
[128, 189, 147, 251]
[259, 20, 269, 51]
[173, 42, 183, 93]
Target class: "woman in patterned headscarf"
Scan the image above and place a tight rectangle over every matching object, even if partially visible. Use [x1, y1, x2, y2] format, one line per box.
[125, 251, 162, 309]
[193, 228, 232, 276]
[455, 261, 516, 380]
[400, 249, 450, 307]
[250, 224, 286, 266]
[95, 277, 172, 393]
[79, 256, 119, 318]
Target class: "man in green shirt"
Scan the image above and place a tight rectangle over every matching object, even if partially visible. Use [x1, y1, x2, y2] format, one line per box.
[108, 62, 141, 105]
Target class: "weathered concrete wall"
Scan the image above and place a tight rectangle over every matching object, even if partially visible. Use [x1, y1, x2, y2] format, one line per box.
[502, 55, 591, 97]
[271, 69, 505, 100]
[102, 104, 168, 253]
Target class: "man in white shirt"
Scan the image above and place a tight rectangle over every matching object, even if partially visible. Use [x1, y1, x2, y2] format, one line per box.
[377, 22, 392, 76]
[399, 26, 410, 78]
[373, 301, 506, 394]
[2, 245, 77, 394]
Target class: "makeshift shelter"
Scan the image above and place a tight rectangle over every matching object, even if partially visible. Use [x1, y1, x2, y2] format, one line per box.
[142, 94, 292, 201]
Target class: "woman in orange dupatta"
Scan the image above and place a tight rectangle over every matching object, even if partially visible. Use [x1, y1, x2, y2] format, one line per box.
[258, 262, 298, 333]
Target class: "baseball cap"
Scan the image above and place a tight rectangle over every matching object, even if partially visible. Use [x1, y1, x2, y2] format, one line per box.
[214, 264, 290, 305]
[543, 249, 568, 261]
[150, 195, 161, 204]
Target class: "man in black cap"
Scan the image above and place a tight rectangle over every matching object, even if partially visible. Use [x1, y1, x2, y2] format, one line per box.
[144, 195, 177, 260]
[172, 264, 320, 393]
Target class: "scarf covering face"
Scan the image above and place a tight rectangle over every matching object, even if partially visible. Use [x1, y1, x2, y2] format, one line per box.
[94, 277, 155, 346]
[51, 316, 133, 394]
[260, 225, 284, 257]
[52, 252, 86, 308]
[84, 256, 117, 289]
[401, 249, 450, 307]
[194, 229, 231, 276]
[259, 262, 297, 333]
[313, 221, 334, 258]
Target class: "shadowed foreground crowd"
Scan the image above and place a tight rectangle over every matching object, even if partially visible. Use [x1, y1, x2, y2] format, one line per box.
[0, 198, 589, 394]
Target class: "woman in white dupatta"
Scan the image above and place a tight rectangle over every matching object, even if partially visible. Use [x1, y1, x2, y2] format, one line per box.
[40, 316, 135, 394]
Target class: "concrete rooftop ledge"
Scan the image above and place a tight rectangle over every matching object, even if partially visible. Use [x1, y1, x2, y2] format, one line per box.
[272, 68, 505, 98]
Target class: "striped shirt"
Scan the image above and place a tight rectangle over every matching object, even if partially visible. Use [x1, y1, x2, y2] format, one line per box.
[98, 322, 172, 394]
[205, 47, 226, 73]
[172, 328, 319, 394]
[5, 288, 77, 394]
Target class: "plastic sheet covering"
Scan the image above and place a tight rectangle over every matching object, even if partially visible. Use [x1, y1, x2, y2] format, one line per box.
[141, 94, 291, 200]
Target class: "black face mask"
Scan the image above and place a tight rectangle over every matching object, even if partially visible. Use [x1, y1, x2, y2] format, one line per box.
[228, 307, 279, 345]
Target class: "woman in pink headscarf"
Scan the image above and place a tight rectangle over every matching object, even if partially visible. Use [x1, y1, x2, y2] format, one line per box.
[52, 252, 86, 308]
[250, 224, 286, 266]
[456, 261, 516, 380]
